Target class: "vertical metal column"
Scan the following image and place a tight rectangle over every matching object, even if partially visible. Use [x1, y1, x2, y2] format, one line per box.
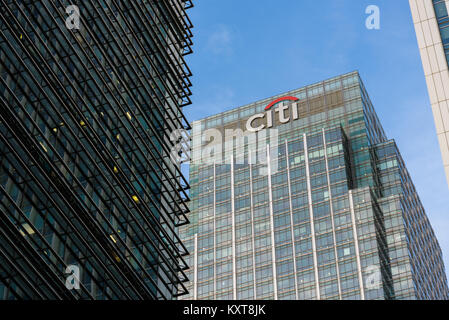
[303, 133, 321, 300]
[284, 140, 299, 299]
[249, 161, 258, 299]
[231, 155, 237, 300]
[322, 129, 343, 299]
[193, 233, 198, 300]
[266, 144, 278, 300]
[213, 163, 217, 300]
[349, 190, 366, 300]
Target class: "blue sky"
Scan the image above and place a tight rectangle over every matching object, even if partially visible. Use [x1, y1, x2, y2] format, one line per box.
[185, 1, 449, 277]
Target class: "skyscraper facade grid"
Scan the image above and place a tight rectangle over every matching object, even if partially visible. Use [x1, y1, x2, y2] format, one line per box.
[0, 0, 193, 300]
[180, 71, 449, 300]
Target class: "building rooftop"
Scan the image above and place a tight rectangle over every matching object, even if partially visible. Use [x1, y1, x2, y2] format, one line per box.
[192, 70, 360, 126]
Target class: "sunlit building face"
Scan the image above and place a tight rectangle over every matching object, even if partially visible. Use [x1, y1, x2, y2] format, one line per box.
[180, 72, 449, 300]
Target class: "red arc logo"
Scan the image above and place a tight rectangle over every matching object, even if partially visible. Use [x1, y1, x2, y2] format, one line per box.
[264, 96, 299, 111]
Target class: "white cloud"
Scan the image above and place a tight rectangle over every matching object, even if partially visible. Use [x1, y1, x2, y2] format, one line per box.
[207, 25, 233, 56]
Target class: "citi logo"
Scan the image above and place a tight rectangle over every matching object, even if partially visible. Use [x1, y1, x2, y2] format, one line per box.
[246, 96, 300, 132]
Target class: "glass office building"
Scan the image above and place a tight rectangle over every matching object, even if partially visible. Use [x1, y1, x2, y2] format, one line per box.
[180, 71, 449, 300]
[409, 0, 449, 188]
[0, 0, 193, 299]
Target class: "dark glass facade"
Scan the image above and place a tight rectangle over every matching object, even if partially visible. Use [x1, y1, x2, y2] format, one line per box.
[433, 0, 449, 64]
[181, 72, 449, 300]
[0, 0, 193, 299]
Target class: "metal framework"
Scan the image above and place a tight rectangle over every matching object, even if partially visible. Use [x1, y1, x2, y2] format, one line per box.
[0, 0, 193, 300]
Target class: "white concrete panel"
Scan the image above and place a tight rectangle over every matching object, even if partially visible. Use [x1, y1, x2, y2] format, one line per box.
[429, 18, 443, 45]
[435, 45, 448, 72]
[414, 22, 427, 49]
[420, 47, 432, 76]
[426, 74, 439, 104]
[417, 0, 429, 21]
[433, 72, 446, 102]
[439, 101, 449, 132]
[424, 0, 436, 19]
[445, 166, 449, 188]
[409, 0, 420, 23]
[432, 103, 445, 134]
[437, 133, 449, 165]
[440, 70, 449, 99]
[421, 20, 434, 47]
[427, 46, 440, 74]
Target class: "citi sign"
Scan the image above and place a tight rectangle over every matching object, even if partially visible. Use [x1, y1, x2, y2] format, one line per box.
[246, 96, 300, 132]
[186, 96, 303, 174]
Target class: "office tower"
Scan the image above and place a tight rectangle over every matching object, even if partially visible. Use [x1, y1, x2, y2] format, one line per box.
[180, 72, 448, 300]
[0, 0, 193, 300]
[409, 0, 449, 188]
